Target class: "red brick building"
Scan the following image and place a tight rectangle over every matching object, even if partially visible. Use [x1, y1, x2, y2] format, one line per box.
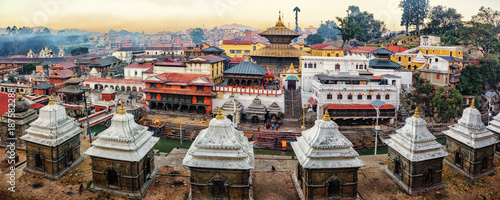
[143, 73, 215, 115]
[48, 69, 73, 90]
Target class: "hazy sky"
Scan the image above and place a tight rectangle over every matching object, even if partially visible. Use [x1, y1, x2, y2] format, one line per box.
[1, 0, 499, 33]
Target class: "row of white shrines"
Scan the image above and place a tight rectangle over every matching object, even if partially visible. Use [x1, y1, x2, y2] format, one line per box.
[18, 93, 499, 199]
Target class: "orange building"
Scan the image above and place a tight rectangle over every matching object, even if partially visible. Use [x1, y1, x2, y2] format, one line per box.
[48, 69, 73, 90]
[184, 42, 211, 60]
[143, 73, 215, 115]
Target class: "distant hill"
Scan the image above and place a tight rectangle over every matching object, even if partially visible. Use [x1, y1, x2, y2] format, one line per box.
[218, 23, 258, 31]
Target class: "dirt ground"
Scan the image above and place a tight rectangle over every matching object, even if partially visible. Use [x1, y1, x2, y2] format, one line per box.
[252, 171, 299, 200]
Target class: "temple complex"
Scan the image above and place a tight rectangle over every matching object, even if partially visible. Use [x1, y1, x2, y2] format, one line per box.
[85, 104, 159, 199]
[486, 112, 500, 154]
[0, 94, 38, 146]
[249, 12, 309, 75]
[291, 110, 364, 199]
[245, 96, 267, 123]
[443, 101, 498, 179]
[183, 108, 254, 200]
[384, 108, 448, 194]
[21, 95, 83, 180]
[222, 61, 268, 87]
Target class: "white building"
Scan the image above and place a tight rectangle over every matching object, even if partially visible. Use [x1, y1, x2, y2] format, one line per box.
[144, 47, 183, 57]
[420, 35, 441, 46]
[111, 47, 145, 63]
[123, 62, 153, 79]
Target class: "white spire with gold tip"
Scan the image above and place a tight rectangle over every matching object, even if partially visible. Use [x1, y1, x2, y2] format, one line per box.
[291, 109, 364, 169]
[21, 94, 81, 147]
[444, 99, 498, 148]
[384, 108, 448, 162]
[85, 102, 159, 162]
[183, 107, 254, 169]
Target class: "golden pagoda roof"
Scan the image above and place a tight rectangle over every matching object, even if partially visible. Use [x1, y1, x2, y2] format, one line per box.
[248, 44, 310, 58]
[259, 12, 301, 37]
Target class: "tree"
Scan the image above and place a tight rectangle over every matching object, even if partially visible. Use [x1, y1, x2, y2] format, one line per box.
[22, 63, 36, 74]
[433, 87, 462, 122]
[472, 6, 500, 31]
[70, 47, 89, 56]
[190, 28, 205, 44]
[478, 55, 500, 90]
[457, 64, 484, 95]
[305, 34, 324, 45]
[317, 20, 340, 40]
[410, 73, 435, 117]
[7, 75, 15, 83]
[460, 21, 498, 56]
[399, 0, 430, 34]
[335, 11, 363, 48]
[426, 5, 462, 35]
[348, 6, 386, 43]
[293, 7, 301, 33]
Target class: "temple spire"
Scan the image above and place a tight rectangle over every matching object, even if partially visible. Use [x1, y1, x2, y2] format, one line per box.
[48, 95, 55, 105]
[323, 109, 331, 121]
[276, 11, 285, 28]
[470, 98, 475, 109]
[414, 107, 420, 118]
[117, 103, 126, 114]
[215, 107, 224, 119]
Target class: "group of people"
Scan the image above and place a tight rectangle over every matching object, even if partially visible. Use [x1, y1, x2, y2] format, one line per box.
[265, 119, 282, 130]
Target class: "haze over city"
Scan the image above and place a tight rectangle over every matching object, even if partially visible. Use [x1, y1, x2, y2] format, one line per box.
[1, 0, 499, 33]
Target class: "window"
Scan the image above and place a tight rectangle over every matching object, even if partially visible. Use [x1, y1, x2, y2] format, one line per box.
[230, 50, 235, 54]
[398, 57, 401, 62]
[236, 50, 242, 54]
[197, 86, 204, 91]
[135, 71, 138, 76]
[408, 57, 412, 62]
[426, 50, 429, 54]
[196, 96, 205, 103]
[367, 95, 372, 100]
[459, 51, 461, 55]
[253, 46, 257, 51]
[244, 50, 250, 54]
[335, 64, 340, 71]
[150, 83, 156, 88]
[314, 63, 317, 68]
[392, 80, 396, 85]
[327, 94, 332, 99]
[432, 50, 435, 53]
[450, 51, 453, 57]
[300, 47, 303, 50]
[180, 86, 186, 89]
[327, 53, 331, 57]
[358, 95, 362, 100]
[436, 74, 440, 79]
[308, 63, 313, 68]
[395, 160, 402, 178]
[376, 94, 381, 100]
[336, 53, 339, 57]
[356, 64, 359, 69]
[455, 152, 462, 168]
[385, 94, 390, 100]
[348, 94, 352, 99]
[337, 94, 342, 100]
[435, 58, 438, 62]
[165, 85, 171, 88]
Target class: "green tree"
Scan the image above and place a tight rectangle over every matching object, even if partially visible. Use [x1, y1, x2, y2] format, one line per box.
[7, 75, 15, 83]
[305, 34, 325, 45]
[399, 0, 430, 34]
[478, 55, 500, 90]
[348, 6, 386, 43]
[460, 7, 500, 56]
[426, 5, 462, 35]
[22, 63, 36, 74]
[70, 47, 89, 56]
[190, 28, 205, 44]
[335, 11, 363, 48]
[433, 87, 462, 122]
[317, 20, 340, 40]
[410, 73, 435, 117]
[456, 64, 484, 95]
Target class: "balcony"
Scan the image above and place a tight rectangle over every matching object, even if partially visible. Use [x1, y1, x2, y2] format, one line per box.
[311, 80, 397, 92]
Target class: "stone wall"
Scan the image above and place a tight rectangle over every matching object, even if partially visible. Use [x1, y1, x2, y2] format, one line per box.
[190, 168, 251, 200]
[300, 167, 359, 199]
[445, 136, 495, 177]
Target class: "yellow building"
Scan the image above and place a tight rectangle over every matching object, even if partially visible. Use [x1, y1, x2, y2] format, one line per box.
[309, 44, 344, 57]
[280, 63, 301, 90]
[293, 42, 311, 54]
[419, 46, 463, 59]
[219, 40, 266, 57]
[391, 52, 428, 71]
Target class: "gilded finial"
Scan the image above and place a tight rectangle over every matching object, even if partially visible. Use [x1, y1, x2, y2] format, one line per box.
[289, 63, 294, 70]
[414, 107, 420, 118]
[470, 98, 475, 109]
[48, 95, 55, 105]
[276, 11, 285, 28]
[215, 107, 224, 119]
[117, 103, 126, 114]
[323, 109, 331, 121]
[17, 91, 22, 99]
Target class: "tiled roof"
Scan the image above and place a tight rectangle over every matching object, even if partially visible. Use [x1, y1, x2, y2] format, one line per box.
[154, 61, 185, 67]
[438, 56, 462, 62]
[0, 57, 67, 64]
[32, 82, 54, 89]
[370, 48, 395, 55]
[384, 46, 408, 53]
[143, 88, 215, 97]
[57, 86, 86, 94]
[201, 46, 224, 53]
[30, 103, 45, 109]
[49, 69, 73, 78]
[369, 59, 404, 69]
[348, 47, 379, 54]
[311, 44, 344, 50]
[323, 104, 394, 110]
[229, 55, 243, 64]
[0, 92, 8, 116]
[145, 47, 183, 51]
[52, 61, 77, 69]
[124, 62, 154, 69]
[187, 55, 225, 63]
[381, 74, 401, 78]
[248, 44, 309, 58]
[145, 73, 214, 86]
[223, 62, 267, 76]
[88, 56, 121, 67]
[222, 40, 253, 45]
[117, 47, 144, 52]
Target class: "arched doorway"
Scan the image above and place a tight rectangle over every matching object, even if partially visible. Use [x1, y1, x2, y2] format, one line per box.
[423, 168, 433, 186]
[35, 152, 44, 170]
[132, 86, 137, 92]
[251, 116, 259, 123]
[126, 86, 131, 91]
[121, 86, 125, 91]
[395, 160, 402, 178]
[286, 76, 298, 90]
[143, 158, 151, 182]
[65, 146, 73, 166]
[482, 157, 488, 172]
[455, 152, 462, 168]
[327, 179, 341, 198]
[106, 167, 119, 186]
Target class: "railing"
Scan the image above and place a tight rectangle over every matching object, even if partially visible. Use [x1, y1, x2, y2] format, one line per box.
[311, 80, 397, 92]
[213, 86, 283, 96]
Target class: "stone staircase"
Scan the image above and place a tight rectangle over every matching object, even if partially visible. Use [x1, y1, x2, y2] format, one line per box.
[284, 89, 303, 118]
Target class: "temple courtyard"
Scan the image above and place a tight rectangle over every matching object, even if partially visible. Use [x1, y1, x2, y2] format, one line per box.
[1, 135, 500, 200]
